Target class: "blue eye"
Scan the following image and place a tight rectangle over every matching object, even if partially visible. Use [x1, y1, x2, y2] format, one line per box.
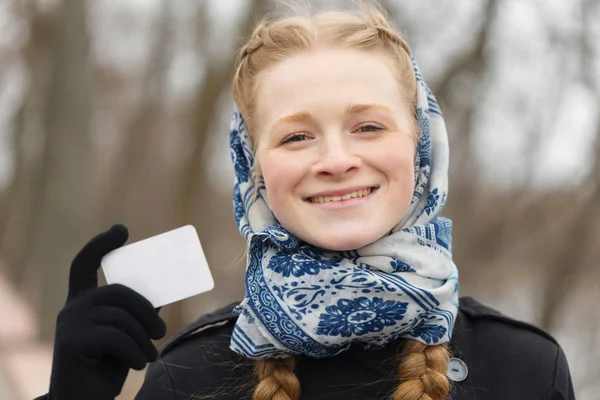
[282, 132, 308, 144]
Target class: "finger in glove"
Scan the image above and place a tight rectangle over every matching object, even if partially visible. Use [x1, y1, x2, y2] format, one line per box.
[68, 224, 129, 301]
[91, 326, 156, 371]
[93, 306, 160, 360]
[85, 284, 166, 339]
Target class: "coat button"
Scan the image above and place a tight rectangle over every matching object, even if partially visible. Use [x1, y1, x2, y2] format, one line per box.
[447, 358, 468, 382]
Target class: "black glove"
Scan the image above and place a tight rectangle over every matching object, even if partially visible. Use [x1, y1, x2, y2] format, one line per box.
[41, 224, 167, 400]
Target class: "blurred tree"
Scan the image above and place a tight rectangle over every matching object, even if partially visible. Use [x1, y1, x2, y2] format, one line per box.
[0, 0, 56, 288]
[538, 0, 600, 331]
[162, 0, 271, 339]
[431, 0, 503, 285]
[100, 0, 174, 235]
[22, 0, 95, 340]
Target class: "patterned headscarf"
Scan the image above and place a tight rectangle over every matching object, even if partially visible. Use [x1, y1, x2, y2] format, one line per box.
[229, 57, 459, 359]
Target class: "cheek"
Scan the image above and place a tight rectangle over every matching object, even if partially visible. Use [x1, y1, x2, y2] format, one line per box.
[259, 153, 303, 210]
[378, 137, 415, 174]
[376, 140, 416, 202]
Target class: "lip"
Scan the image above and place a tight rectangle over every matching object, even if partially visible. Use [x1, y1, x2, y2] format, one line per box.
[304, 185, 379, 199]
[304, 186, 379, 208]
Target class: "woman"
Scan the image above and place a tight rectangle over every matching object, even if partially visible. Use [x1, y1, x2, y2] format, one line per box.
[36, 5, 574, 400]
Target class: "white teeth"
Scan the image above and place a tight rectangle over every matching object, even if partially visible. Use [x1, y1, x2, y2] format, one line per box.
[310, 188, 373, 203]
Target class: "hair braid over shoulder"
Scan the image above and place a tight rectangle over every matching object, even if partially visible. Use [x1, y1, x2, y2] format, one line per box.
[253, 358, 300, 400]
[392, 340, 451, 400]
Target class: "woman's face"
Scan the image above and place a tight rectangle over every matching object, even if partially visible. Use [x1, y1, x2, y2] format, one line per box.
[253, 48, 417, 251]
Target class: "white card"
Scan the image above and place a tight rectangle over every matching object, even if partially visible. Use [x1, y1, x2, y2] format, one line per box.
[101, 225, 214, 308]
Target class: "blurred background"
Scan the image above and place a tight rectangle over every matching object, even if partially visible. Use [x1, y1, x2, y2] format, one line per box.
[0, 0, 598, 398]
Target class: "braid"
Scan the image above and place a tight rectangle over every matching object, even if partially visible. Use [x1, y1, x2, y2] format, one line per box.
[363, 12, 419, 138]
[373, 24, 411, 55]
[366, 12, 412, 56]
[239, 22, 267, 60]
[392, 340, 451, 400]
[253, 358, 301, 400]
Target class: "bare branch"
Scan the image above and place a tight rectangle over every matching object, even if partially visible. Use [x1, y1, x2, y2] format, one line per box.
[99, 0, 174, 232]
[173, 0, 271, 228]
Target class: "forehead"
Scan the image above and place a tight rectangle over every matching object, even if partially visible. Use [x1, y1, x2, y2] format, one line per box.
[253, 48, 408, 125]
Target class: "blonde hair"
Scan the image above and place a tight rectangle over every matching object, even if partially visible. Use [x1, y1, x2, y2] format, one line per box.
[232, 5, 418, 139]
[232, 4, 450, 400]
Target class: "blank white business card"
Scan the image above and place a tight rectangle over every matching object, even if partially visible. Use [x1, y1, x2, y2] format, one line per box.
[101, 225, 214, 308]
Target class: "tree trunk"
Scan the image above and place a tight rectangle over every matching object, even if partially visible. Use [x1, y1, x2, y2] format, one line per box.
[163, 0, 270, 339]
[0, 2, 56, 287]
[23, 0, 95, 341]
[99, 0, 173, 236]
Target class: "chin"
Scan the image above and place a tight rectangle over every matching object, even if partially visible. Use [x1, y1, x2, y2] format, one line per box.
[311, 233, 378, 252]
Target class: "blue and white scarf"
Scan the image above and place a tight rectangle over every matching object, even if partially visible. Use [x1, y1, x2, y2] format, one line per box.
[229, 58, 459, 359]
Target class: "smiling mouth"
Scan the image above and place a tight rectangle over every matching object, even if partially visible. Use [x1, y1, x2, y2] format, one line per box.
[308, 187, 378, 204]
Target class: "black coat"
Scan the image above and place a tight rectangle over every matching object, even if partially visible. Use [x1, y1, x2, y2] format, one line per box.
[134, 297, 574, 400]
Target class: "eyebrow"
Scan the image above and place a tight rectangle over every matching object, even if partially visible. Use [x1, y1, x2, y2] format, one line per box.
[272, 104, 393, 130]
[345, 103, 393, 115]
[273, 111, 313, 127]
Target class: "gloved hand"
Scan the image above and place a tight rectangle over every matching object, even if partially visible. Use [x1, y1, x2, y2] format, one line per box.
[44, 224, 167, 400]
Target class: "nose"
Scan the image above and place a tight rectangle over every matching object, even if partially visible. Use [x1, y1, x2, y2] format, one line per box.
[312, 135, 361, 178]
